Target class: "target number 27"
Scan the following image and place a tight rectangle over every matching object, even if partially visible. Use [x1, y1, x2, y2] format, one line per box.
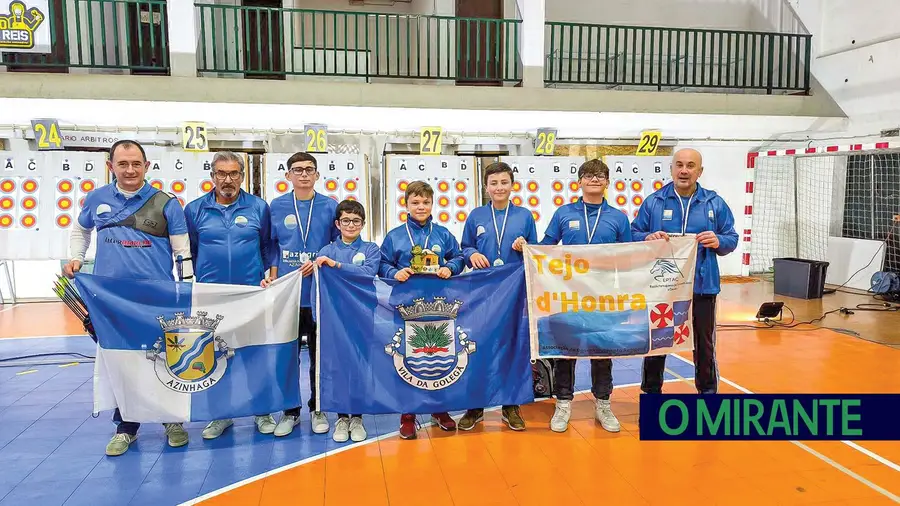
[636, 131, 662, 156]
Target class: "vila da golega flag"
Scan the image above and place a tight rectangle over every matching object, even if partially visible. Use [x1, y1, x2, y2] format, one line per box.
[523, 235, 698, 359]
[315, 264, 534, 415]
[74, 270, 302, 423]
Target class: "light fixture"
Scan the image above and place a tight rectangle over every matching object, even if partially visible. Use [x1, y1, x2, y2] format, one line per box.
[756, 302, 784, 321]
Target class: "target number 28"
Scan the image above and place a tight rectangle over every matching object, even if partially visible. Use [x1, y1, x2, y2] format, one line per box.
[636, 131, 662, 156]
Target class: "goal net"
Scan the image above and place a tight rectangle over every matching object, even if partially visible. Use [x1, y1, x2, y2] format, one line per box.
[748, 149, 900, 282]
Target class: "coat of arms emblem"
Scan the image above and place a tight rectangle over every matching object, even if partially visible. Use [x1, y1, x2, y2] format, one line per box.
[146, 311, 234, 392]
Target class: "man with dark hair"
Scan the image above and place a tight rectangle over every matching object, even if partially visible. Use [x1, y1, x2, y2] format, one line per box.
[183, 151, 280, 439]
[268, 151, 340, 437]
[539, 158, 632, 434]
[63, 139, 193, 456]
[457, 161, 537, 431]
[378, 180, 465, 439]
[632, 148, 738, 397]
[315, 199, 381, 443]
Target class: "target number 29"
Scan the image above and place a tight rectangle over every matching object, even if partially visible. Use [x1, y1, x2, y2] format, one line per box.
[636, 131, 662, 156]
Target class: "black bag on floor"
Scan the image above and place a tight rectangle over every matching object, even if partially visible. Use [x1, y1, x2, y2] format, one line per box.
[532, 359, 554, 398]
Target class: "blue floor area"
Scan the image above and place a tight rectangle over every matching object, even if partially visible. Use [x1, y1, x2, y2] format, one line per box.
[0, 335, 697, 506]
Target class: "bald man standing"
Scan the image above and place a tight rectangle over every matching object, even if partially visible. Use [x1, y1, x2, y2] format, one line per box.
[631, 148, 738, 395]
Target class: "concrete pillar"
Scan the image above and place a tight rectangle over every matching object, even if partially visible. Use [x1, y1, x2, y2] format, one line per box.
[167, 0, 198, 77]
[517, 0, 545, 88]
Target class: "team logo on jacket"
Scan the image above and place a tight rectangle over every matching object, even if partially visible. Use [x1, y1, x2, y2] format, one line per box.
[352, 252, 365, 265]
[384, 297, 476, 390]
[234, 216, 248, 227]
[145, 311, 234, 392]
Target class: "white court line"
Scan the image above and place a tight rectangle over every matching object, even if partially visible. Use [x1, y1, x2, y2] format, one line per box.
[0, 305, 18, 314]
[178, 380, 674, 506]
[669, 353, 900, 502]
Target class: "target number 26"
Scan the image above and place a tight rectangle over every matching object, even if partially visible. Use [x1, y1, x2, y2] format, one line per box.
[636, 131, 662, 156]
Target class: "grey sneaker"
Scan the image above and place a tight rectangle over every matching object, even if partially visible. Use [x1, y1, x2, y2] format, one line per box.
[333, 417, 350, 443]
[105, 433, 136, 456]
[202, 419, 233, 439]
[256, 414, 277, 434]
[164, 423, 189, 447]
[595, 399, 620, 432]
[349, 416, 367, 442]
[274, 415, 299, 437]
[550, 400, 571, 433]
[311, 411, 329, 434]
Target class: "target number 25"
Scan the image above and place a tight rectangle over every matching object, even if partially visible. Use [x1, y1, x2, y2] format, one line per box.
[636, 131, 662, 156]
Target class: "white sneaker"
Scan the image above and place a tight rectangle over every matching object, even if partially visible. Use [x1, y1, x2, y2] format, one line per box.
[595, 399, 620, 432]
[550, 399, 571, 432]
[333, 417, 350, 443]
[349, 416, 367, 442]
[255, 414, 276, 434]
[274, 415, 299, 437]
[202, 419, 233, 439]
[311, 411, 329, 434]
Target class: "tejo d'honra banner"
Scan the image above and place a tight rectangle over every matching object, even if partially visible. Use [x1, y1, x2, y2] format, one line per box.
[523, 236, 698, 360]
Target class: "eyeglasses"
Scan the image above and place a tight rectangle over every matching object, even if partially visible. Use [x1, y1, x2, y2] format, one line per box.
[339, 218, 363, 227]
[213, 171, 243, 181]
[580, 174, 607, 182]
[289, 167, 316, 176]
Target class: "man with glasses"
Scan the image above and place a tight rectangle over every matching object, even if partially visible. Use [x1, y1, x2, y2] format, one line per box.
[183, 151, 279, 439]
[268, 152, 339, 437]
[539, 159, 632, 433]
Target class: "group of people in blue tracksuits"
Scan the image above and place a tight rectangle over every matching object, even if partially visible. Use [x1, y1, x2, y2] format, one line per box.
[64, 140, 738, 456]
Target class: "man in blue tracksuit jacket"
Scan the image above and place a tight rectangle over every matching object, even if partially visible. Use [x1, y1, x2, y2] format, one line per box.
[315, 199, 381, 444]
[183, 151, 278, 440]
[631, 148, 739, 395]
[378, 180, 465, 440]
[457, 161, 537, 432]
[268, 152, 340, 437]
[539, 159, 632, 435]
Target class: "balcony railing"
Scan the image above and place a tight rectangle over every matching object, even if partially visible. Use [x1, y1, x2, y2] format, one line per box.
[194, 4, 521, 83]
[545, 22, 811, 94]
[0, 0, 169, 74]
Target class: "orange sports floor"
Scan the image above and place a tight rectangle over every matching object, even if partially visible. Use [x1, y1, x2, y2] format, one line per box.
[1, 278, 899, 506]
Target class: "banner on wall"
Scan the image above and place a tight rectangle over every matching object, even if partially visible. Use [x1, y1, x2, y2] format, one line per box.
[523, 236, 697, 360]
[0, 0, 51, 53]
[315, 265, 534, 415]
[75, 271, 302, 423]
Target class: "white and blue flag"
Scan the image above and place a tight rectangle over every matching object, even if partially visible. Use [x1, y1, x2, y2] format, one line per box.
[74, 270, 302, 423]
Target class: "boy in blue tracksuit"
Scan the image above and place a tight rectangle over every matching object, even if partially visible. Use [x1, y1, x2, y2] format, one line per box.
[315, 199, 380, 443]
[378, 180, 464, 439]
[268, 152, 340, 437]
[539, 159, 632, 434]
[457, 161, 537, 432]
[631, 148, 738, 396]
[183, 151, 279, 439]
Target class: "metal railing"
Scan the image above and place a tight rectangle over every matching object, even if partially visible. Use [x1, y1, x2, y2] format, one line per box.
[545, 22, 811, 94]
[0, 0, 169, 73]
[194, 4, 521, 83]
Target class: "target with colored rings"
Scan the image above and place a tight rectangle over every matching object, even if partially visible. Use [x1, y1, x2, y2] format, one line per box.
[57, 197, 72, 210]
[399, 212, 408, 222]
[512, 181, 522, 192]
[325, 179, 338, 191]
[532, 211, 540, 221]
[552, 181, 564, 192]
[437, 196, 448, 207]
[200, 180, 214, 192]
[631, 181, 642, 192]
[553, 196, 564, 206]
[344, 180, 357, 192]
[20, 214, 36, 228]
[0, 214, 12, 228]
[437, 181, 450, 192]
[171, 181, 186, 193]
[455, 196, 467, 207]
[57, 214, 72, 227]
[21, 179, 38, 193]
[275, 181, 289, 193]
[439, 211, 450, 222]
[632, 195, 643, 206]
[58, 180, 74, 193]
[569, 182, 579, 192]
[150, 180, 164, 190]
[0, 197, 12, 210]
[455, 181, 467, 192]
[0, 179, 15, 193]
[456, 211, 467, 221]
[398, 180, 409, 191]
[512, 196, 523, 206]
[527, 181, 539, 192]
[80, 180, 96, 193]
[528, 196, 539, 207]
[399, 197, 407, 206]
[633, 209, 640, 218]
[21, 197, 37, 210]
[570, 196, 579, 203]
[653, 180, 664, 190]
[616, 195, 627, 205]
[346, 195, 357, 201]
[614, 180, 626, 191]
[177, 197, 185, 207]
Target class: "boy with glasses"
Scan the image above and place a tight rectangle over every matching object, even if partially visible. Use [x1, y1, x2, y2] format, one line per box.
[315, 199, 381, 443]
[268, 152, 340, 437]
[539, 159, 632, 434]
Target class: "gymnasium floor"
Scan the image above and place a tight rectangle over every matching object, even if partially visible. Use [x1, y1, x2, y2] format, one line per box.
[0, 278, 898, 506]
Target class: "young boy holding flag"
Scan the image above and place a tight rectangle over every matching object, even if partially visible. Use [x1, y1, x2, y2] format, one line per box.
[378, 181, 465, 439]
[315, 199, 380, 443]
[457, 162, 537, 431]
